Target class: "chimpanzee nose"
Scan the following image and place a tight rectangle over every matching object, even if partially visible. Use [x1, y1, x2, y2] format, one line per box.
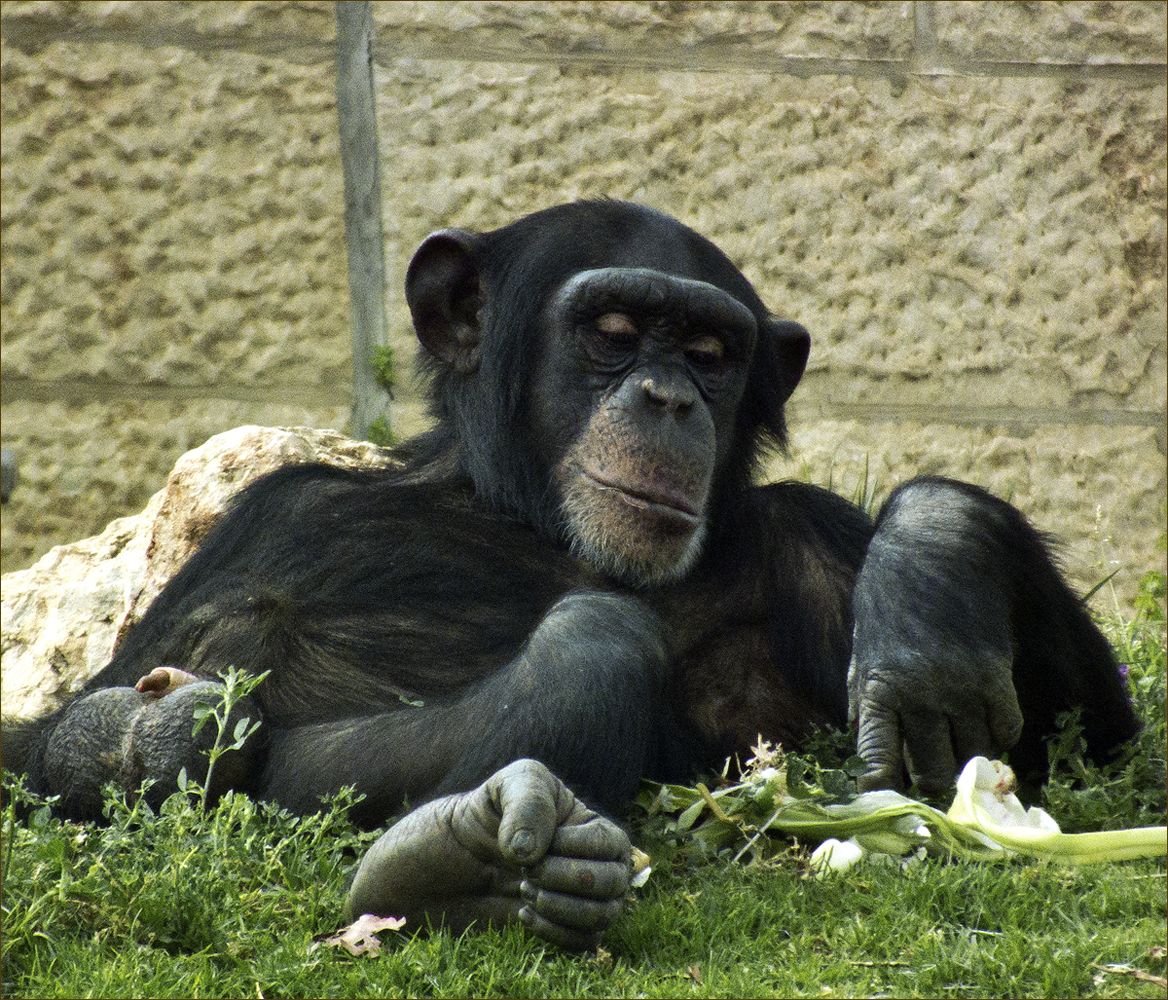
[640, 374, 695, 417]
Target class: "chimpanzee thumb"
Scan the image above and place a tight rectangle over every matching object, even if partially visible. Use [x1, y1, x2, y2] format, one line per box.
[489, 759, 561, 866]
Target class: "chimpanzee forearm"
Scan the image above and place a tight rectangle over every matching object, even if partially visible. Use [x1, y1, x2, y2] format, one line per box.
[256, 591, 673, 824]
[850, 476, 1139, 792]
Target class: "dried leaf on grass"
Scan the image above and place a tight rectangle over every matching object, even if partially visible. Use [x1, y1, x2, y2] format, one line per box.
[1091, 963, 1168, 988]
[315, 913, 406, 958]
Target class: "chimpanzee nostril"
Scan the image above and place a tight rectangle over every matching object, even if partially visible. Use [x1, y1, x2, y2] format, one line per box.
[641, 377, 693, 416]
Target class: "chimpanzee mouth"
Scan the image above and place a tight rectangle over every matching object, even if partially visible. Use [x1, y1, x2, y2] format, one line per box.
[582, 469, 701, 527]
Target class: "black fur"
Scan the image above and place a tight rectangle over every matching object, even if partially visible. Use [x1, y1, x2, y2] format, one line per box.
[4, 201, 1139, 824]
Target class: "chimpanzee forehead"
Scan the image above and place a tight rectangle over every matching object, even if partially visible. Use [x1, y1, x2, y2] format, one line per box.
[552, 267, 759, 337]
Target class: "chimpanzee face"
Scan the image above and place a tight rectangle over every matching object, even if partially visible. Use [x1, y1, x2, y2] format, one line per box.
[534, 268, 758, 586]
[404, 201, 809, 589]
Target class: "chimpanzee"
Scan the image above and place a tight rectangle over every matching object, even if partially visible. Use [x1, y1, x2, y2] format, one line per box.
[5, 200, 1140, 950]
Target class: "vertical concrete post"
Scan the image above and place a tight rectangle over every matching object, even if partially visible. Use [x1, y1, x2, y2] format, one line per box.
[335, 0, 389, 439]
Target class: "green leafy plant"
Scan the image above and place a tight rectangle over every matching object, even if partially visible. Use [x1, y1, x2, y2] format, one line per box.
[181, 666, 269, 810]
[371, 343, 397, 393]
[367, 415, 398, 448]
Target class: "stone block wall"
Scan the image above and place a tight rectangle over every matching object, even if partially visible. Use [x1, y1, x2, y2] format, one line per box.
[1, 1, 1165, 607]
[0, 0, 350, 571]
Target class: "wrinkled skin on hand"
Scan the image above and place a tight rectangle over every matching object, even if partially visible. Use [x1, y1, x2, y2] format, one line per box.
[347, 759, 633, 951]
[848, 651, 1024, 794]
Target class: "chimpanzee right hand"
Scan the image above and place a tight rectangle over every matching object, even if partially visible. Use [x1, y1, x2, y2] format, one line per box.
[346, 758, 633, 951]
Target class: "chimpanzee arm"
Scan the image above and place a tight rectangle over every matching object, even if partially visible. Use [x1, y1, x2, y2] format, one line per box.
[348, 759, 632, 951]
[257, 590, 675, 825]
[850, 476, 1140, 793]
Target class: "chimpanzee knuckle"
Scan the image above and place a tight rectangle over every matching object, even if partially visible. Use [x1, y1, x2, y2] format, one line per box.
[846, 655, 863, 703]
[855, 701, 906, 790]
[856, 755, 907, 793]
[859, 674, 906, 711]
[496, 757, 554, 788]
[444, 794, 501, 862]
[989, 700, 1025, 750]
[909, 765, 954, 796]
[856, 739, 897, 768]
[521, 884, 625, 934]
[487, 758, 558, 816]
[907, 749, 959, 792]
[546, 894, 624, 934]
[948, 712, 995, 763]
[485, 864, 524, 899]
[983, 665, 1020, 701]
[558, 794, 596, 828]
[518, 906, 603, 952]
[855, 733, 898, 771]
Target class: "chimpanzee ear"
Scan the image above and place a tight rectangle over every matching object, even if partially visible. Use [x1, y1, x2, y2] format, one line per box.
[405, 229, 484, 374]
[762, 317, 810, 406]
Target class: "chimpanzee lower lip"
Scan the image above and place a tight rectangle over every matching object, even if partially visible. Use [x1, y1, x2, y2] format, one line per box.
[582, 470, 700, 523]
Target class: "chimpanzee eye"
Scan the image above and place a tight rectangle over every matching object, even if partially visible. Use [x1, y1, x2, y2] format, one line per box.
[593, 312, 639, 346]
[685, 335, 725, 369]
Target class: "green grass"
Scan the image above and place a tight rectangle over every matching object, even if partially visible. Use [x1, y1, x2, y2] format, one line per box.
[3, 603, 1165, 999]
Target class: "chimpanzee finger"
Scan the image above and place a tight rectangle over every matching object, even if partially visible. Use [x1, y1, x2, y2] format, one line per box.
[489, 759, 559, 866]
[902, 710, 958, 794]
[520, 882, 626, 931]
[856, 700, 905, 791]
[518, 906, 603, 952]
[986, 681, 1025, 751]
[949, 712, 996, 766]
[550, 817, 631, 862]
[527, 856, 630, 900]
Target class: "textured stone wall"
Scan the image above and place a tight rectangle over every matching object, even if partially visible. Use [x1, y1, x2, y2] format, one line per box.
[1, 1, 1165, 607]
[370, 0, 1167, 606]
[0, 0, 349, 570]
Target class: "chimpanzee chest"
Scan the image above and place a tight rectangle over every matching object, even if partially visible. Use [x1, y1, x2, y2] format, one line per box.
[666, 616, 836, 766]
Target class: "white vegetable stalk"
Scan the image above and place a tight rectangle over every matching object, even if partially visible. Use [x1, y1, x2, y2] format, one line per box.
[811, 757, 1168, 874]
[639, 746, 1167, 879]
[944, 757, 1168, 864]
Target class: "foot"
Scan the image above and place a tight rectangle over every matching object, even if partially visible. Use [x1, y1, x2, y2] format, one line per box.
[347, 758, 633, 950]
[42, 674, 259, 817]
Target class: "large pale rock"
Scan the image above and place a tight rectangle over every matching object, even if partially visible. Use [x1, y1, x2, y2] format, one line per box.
[0, 397, 351, 574]
[0, 425, 393, 721]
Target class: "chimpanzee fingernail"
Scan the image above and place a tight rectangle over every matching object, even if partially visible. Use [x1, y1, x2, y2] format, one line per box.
[510, 829, 535, 860]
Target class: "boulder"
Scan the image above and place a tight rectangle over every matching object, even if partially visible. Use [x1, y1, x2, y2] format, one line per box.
[1, 426, 393, 721]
